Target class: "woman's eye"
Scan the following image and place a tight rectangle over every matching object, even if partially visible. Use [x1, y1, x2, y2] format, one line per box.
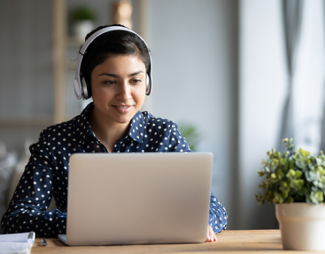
[131, 79, 142, 84]
[104, 80, 116, 85]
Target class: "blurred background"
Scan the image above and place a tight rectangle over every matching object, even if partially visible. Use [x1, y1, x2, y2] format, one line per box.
[0, 0, 325, 231]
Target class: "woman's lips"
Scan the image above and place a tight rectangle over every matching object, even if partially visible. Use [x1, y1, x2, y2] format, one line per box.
[112, 105, 132, 113]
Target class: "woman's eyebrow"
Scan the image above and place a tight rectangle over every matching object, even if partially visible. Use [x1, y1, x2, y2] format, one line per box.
[98, 71, 144, 78]
[128, 71, 144, 77]
[99, 73, 118, 77]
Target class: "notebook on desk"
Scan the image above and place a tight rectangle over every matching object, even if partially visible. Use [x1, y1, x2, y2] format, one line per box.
[58, 152, 213, 246]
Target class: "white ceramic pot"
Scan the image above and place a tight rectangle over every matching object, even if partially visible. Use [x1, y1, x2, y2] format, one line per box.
[72, 20, 95, 42]
[276, 203, 325, 250]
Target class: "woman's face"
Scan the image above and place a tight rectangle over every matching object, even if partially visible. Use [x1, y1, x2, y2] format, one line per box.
[90, 54, 147, 126]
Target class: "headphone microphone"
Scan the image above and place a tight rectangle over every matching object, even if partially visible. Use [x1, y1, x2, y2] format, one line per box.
[74, 26, 152, 100]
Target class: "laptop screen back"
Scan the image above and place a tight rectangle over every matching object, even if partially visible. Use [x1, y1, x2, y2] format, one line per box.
[65, 152, 213, 245]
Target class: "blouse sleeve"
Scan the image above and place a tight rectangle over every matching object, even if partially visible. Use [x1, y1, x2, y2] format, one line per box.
[1, 130, 66, 237]
[209, 191, 228, 233]
[166, 122, 228, 233]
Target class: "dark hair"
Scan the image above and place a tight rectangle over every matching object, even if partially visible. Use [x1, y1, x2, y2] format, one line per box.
[80, 24, 151, 97]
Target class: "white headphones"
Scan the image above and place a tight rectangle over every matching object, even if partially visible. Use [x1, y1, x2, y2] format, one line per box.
[74, 26, 152, 100]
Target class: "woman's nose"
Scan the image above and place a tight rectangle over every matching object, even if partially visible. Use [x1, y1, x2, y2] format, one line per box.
[117, 81, 132, 99]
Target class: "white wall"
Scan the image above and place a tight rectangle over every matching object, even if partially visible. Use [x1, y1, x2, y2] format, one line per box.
[147, 0, 239, 229]
[238, 0, 287, 229]
[292, 0, 325, 154]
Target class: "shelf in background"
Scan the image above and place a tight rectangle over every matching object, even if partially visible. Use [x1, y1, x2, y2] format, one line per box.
[0, 116, 53, 127]
[0, 114, 77, 127]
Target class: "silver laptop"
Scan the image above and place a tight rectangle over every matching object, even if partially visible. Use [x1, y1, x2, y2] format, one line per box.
[58, 152, 213, 245]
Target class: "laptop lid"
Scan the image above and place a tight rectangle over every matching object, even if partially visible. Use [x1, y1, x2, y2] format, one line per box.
[63, 152, 213, 245]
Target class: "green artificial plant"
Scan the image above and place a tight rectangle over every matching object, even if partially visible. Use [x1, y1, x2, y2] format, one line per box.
[70, 5, 97, 23]
[255, 138, 325, 205]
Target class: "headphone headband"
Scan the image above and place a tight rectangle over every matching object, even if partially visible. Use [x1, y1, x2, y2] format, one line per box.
[74, 26, 152, 100]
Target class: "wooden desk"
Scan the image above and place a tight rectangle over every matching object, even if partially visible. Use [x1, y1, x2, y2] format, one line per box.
[31, 230, 311, 253]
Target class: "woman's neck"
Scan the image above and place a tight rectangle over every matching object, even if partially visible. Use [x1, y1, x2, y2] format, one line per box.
[89, 109, 130, 153]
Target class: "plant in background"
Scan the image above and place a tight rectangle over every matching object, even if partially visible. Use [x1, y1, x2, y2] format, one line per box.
[70, 5, 97, 42]
[255, 138, 325, 205]
[70, 5, 97, 23]
[178, 122, 200, 152]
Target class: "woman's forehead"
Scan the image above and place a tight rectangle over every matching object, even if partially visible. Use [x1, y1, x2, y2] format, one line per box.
[93, 55, 146, 74]
[102, 53, 148, 70]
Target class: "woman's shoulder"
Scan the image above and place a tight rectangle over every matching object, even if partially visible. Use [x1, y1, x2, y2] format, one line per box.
[40, 102, 93, 139]
[141, 111, 178, 130]
[38, 115, 80, 141]
[140, 111, 191, 152]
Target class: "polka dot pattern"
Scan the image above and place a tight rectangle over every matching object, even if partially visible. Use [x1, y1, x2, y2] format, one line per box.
[1, 102, 227, 236]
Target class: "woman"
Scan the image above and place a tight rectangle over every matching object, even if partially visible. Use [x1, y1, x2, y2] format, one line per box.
[1, 25, 227, 241]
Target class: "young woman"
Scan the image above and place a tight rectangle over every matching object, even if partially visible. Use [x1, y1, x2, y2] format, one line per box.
[1, 25, 227, 241]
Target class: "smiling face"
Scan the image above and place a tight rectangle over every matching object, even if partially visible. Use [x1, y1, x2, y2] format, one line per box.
[90, 54, 147, 128]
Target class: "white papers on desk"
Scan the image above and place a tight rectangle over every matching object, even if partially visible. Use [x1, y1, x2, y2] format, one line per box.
[0, 232, 35, 254]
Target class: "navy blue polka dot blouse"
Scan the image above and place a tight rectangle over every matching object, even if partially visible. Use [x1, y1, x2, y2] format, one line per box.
[1, 102, 228, 236]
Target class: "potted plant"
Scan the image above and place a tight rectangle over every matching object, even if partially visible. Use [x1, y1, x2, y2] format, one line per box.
[256, 138, 325, 251]
[70, 5, 97, 42]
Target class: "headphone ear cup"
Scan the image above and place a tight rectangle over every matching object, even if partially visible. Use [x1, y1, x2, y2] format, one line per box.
[80, 76, 89, 99]
[74, 78, 82, 100]
[146, 74, 151, 95]
[146, 74, 149, 89]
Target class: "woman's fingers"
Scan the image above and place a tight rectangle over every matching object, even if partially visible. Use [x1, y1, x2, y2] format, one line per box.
[206, 225, 217, 242]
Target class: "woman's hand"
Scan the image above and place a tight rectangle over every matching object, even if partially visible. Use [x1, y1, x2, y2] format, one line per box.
[206, 225, 217, 242]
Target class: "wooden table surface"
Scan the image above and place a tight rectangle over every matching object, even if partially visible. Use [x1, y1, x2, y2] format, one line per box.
[31, 230, 317, 253]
